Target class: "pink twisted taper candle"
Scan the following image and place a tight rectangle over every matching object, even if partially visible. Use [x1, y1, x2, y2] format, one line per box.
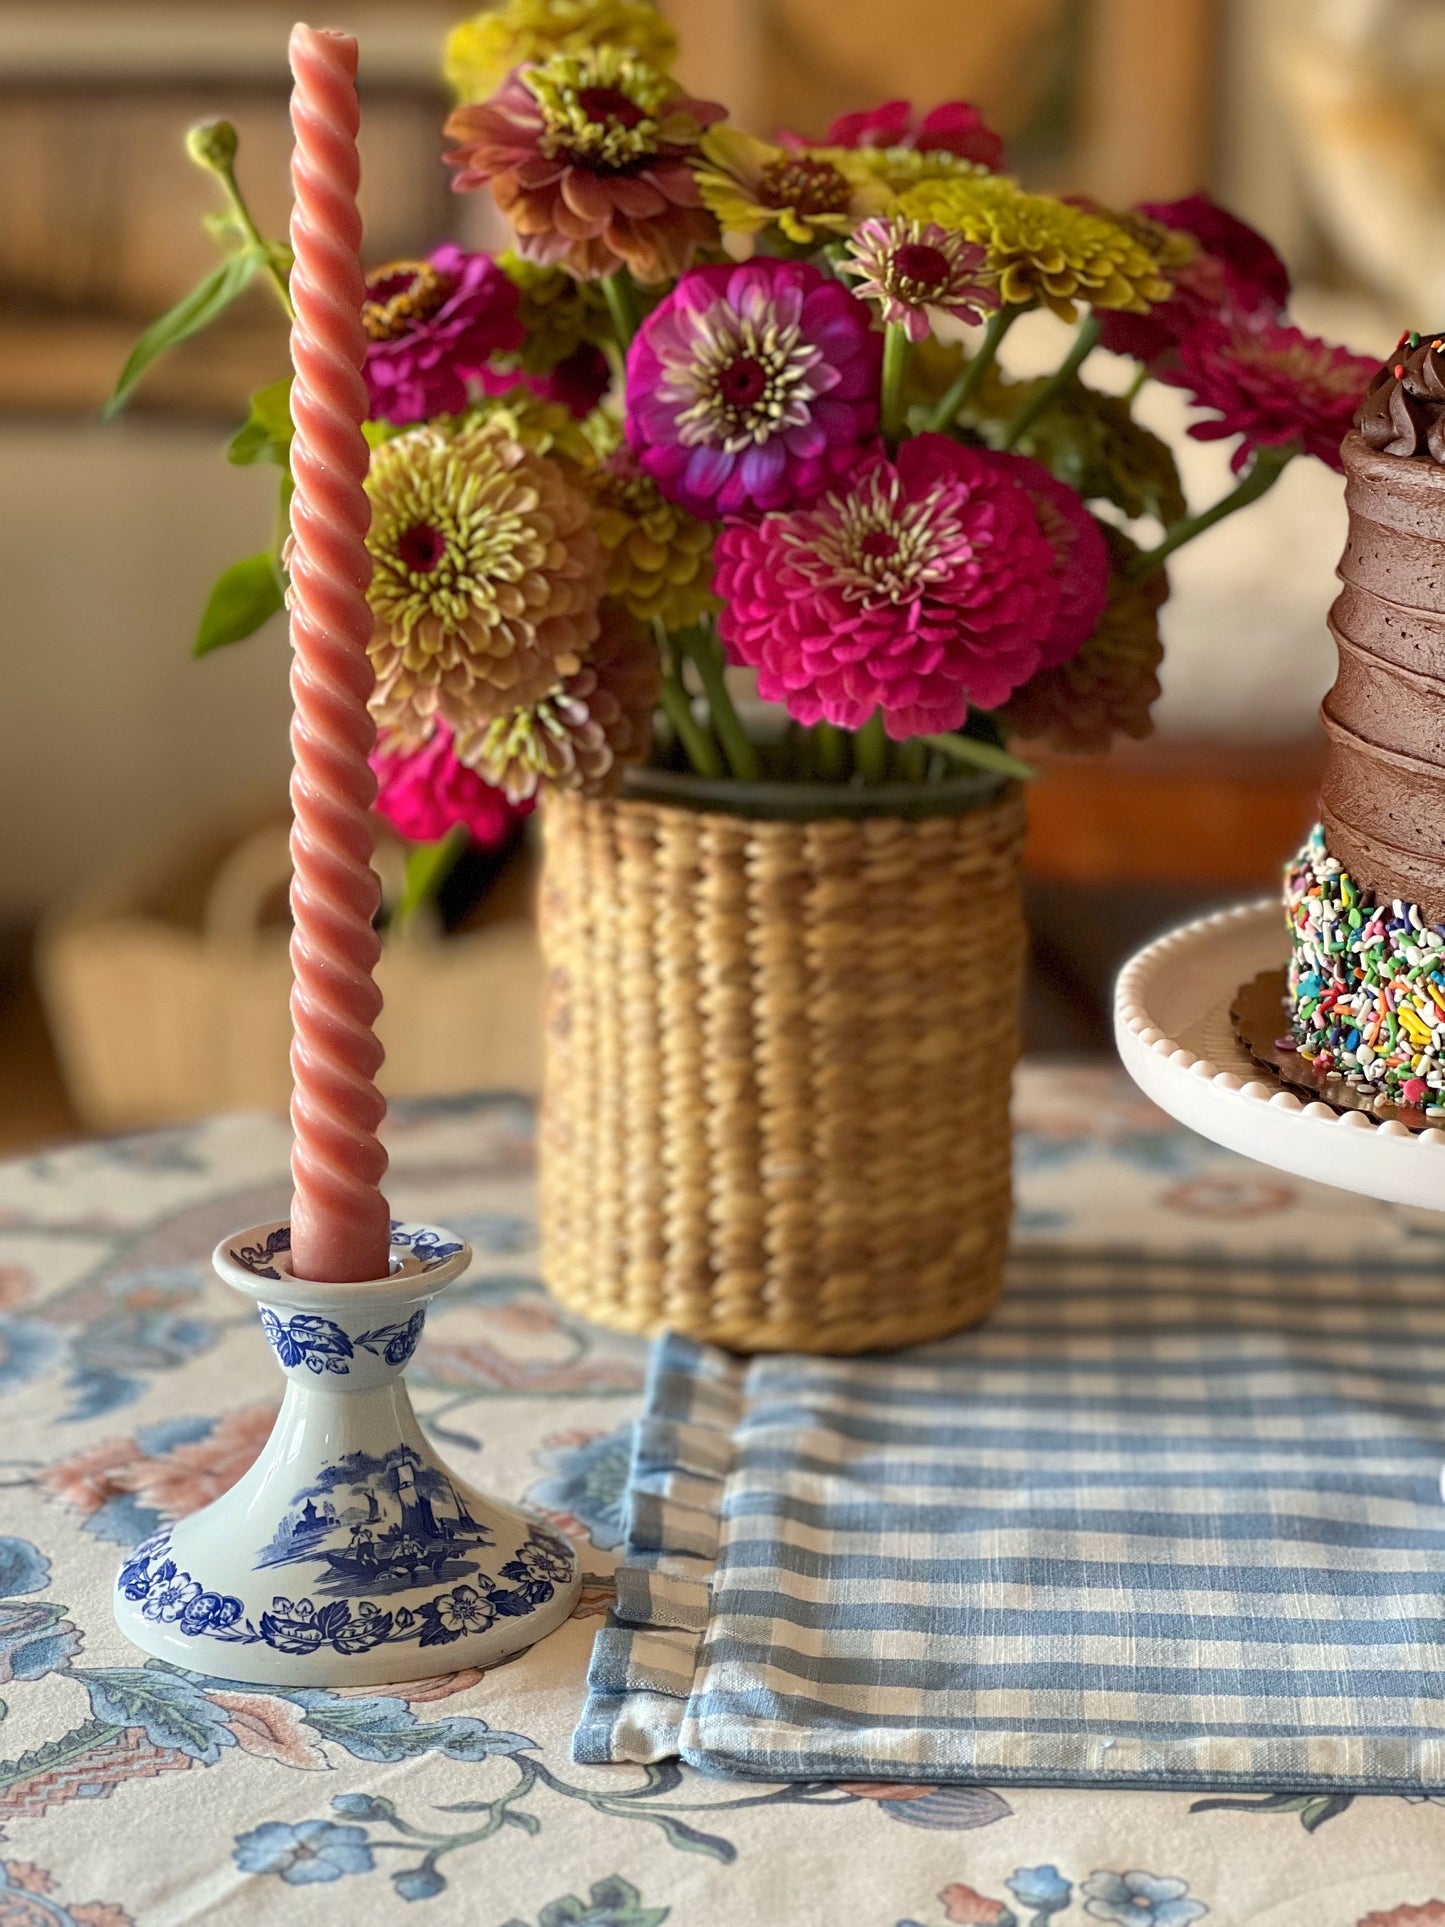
[286, 23, 391, 1283]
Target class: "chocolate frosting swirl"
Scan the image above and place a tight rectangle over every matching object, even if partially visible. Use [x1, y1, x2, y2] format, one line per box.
[1356, 330, 1445, 463]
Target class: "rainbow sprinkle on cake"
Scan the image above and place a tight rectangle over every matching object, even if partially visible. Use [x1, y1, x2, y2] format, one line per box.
[1286, 827, 1445, 1112]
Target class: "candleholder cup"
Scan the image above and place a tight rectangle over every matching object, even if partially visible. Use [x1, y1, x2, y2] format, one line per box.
[112, 1219, 580, 1686]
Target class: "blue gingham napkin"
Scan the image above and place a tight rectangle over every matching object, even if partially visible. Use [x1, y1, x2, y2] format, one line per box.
[574, 1246, 1445, 1789]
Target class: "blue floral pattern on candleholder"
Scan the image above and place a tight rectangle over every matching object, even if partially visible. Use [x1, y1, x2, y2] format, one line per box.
[232, 1226, 292, 1280]
[228, 1222, 465, 1284]
[257, 1306, 427, 1375]
[115, 1519, 572, 1657]
[387, 1224, 465, 1267]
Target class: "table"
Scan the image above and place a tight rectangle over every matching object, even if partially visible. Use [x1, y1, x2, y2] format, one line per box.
[2, 1065, 1443, 1926]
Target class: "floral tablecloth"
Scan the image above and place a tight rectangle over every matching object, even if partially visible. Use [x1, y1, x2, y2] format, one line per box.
[2, 1065, 1444, 1927]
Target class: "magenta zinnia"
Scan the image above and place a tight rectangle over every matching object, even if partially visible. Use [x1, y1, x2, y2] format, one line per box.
[986, 453, 1108, 670]
[370, 725, 528, 845]
[1177, 313, 1378, 472]
[625, 258, 881, 519]
[444, 47, 723, 283]
[362, 246, 525, 425]
[1097, 193, 1290, 371]
[841, 216, 996, 341]
[714, 434, 1059, 740]
[809, 98, 1005, 173]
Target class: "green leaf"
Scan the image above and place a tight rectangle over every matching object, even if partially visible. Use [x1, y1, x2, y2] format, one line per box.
[228, 377, 293, 467]
[193, 552, 285, 657]
[923, 733, 1036, 781]
[0, 1717, 123, 1793]
[959, 366, 1186, 526]
[103, 249, 262, 419]
[77, 1666, 235, 1765]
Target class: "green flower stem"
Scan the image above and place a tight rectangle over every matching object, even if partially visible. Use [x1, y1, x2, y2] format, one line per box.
[1122, 362, 1149, 406]
[854, 712, 889, 783]
[922, 732, 1036, 780]
[896, 737, 927, 783]
[923, 303, 1024, 435]
[813, 720, 846, 782]
[660, 658, 725, 779]
[880, 322, 910, 447]
[392, 823, 468, 937]
[206, 147, 294, 323]
[679, 627, 761, 782]
[602, 269, 641, 350]
[1127, 443, 1294, 581]
[1000, 311, 1100, 450]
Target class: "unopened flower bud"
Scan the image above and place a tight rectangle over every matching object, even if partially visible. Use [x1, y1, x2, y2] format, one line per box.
[187, 120, 239, 173]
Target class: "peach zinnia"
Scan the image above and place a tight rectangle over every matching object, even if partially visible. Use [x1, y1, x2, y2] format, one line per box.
[444, 46, 723, 284]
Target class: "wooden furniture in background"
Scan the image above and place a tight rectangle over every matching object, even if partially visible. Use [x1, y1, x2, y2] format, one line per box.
[1024, 734, 1324, 889]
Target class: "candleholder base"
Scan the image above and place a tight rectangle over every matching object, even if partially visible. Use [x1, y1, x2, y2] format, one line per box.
[112, 1219, 580, 1686]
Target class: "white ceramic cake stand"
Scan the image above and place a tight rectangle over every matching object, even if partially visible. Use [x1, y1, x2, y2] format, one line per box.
[1116, 903, 1445, 1500]
[1114, 901, 1445, 1210]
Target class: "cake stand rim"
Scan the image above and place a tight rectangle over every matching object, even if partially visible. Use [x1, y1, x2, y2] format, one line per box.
[1113, 899, 1445, 1213]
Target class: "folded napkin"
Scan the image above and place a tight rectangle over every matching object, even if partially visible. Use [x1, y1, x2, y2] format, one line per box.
[576, 1246, 1445, 1790]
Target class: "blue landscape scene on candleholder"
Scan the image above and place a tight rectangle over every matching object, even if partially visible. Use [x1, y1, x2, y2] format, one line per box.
[255, 1444, 494, 1595]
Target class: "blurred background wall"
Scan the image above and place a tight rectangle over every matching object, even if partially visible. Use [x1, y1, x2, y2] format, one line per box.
[2, 0, 1439, 1139]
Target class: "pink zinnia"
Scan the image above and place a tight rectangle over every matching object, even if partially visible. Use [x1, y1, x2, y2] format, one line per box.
[1098, 193, 1290, 371]
[806, 98, 1005, 173]
[370, 726, 529, 846]
[986, 452, 1109, 670]
[625, 258, 881, 519]
[362, 246, 525, 425]
[1177, 313, 1378, 472]
[714, 433, 1059, 740]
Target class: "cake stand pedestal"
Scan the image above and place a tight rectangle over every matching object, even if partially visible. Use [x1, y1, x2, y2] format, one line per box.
[1116, 903, 1445, 1498]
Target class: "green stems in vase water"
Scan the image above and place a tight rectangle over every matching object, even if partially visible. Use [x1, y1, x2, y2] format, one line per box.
[1127, 443, 1294, 581]
[812, 720, 846, 782]
[674, 625, 760, 782]
[1000, 312, 1100, 450]
[656, 622, 724, 780]
[854, 712, 889, 784]
[924, 304, 1024, 436]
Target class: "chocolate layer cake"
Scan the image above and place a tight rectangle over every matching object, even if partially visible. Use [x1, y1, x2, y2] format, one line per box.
[1285, 334, 1445, 1108]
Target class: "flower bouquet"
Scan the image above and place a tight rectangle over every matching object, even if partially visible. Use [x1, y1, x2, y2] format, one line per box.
[113, 0, 1377, 1352]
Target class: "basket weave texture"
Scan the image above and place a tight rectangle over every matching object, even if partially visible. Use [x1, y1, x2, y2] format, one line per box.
[537, 781, 1027, 1355]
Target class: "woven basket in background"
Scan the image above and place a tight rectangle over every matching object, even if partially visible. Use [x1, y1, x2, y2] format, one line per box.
[537, 774, 1028, 1355]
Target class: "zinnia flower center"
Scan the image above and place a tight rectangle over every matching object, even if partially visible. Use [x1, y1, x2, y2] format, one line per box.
[718, 355, 769, 409]
[529, 52, 667, 171]
[800, 473, 970, 608]
[758, 156, 853, 220]
[891, 241, 951, 290]
[396, 522, 449, 574]
[362, 261, 452, 341]
[577, 84, 645, 129]
[661, 304, 826, 454]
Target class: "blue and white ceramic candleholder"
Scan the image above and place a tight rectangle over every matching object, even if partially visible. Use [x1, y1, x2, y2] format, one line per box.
[112, 1218, 580, 1686]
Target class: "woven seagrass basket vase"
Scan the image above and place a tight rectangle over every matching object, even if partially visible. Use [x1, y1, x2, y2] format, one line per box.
[536, 768, 1028, 1355]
